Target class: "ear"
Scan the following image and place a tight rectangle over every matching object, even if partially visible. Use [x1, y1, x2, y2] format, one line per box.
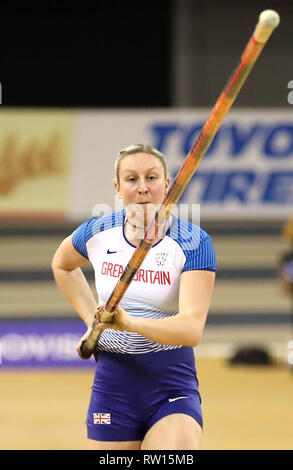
[114, 179, 121, 198]
[165, 177, 170, 194]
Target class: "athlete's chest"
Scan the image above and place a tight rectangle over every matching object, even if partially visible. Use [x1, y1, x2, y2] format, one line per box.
[86, 227, 184, 287]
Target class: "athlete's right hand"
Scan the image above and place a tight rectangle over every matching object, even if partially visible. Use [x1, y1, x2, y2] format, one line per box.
[75, 307, 104, 361]
[75, 324, 94, 358]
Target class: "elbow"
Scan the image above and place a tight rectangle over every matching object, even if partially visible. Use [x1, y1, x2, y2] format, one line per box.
[181, 316, 203, 347]
[51, 253, 64, 276]
[51, 255, 76, 276]
[186, 336, 201, 348]
[51, 254, 58, 273]
[183, 331, 202, 348]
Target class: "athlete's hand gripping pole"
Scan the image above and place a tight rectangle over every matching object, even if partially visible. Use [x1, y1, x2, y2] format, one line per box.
[78, 10, 280, 360]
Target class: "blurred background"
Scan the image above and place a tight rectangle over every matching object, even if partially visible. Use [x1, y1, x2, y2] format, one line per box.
[0, 0, 293, 450]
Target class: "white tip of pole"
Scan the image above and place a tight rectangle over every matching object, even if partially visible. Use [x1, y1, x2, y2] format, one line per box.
[253, 9, 280, 43]
[259, 10, 280, 28]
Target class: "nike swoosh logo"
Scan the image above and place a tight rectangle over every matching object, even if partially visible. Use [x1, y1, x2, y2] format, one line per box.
[168, 396, 189, 403]
[107, 249, 117, 254]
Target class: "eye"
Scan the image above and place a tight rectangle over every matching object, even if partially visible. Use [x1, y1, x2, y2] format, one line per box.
[127, 177, 136, 182]
[148, 175, 157, 181]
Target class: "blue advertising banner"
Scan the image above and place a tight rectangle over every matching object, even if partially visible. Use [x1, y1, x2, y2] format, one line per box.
[69, 110, 293, 220]
[0, 318, 96, 368]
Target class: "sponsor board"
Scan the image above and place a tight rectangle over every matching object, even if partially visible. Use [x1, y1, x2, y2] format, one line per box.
[1, 108, 292, 220]
[69, 109, 293, 220]
[0, 110, 75, 218]
[0, 318, 95, 368]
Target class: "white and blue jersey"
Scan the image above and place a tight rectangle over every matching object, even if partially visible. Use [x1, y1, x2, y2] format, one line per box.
[72, 210, 217, 355]
[72, 210, 216, 439]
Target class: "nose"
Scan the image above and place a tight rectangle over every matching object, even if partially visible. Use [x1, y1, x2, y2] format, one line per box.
[138, 178, 148, 194]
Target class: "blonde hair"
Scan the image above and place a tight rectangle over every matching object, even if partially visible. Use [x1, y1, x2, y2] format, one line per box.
[114, 144, 168, 186]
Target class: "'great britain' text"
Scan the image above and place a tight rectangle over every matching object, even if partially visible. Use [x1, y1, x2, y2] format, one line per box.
[101, 262, 171, 285]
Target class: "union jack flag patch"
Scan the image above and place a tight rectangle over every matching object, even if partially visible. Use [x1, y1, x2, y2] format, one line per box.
[93, 412, 111, 424]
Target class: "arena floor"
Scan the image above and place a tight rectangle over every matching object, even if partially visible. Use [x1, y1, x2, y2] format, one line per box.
[1, 357, 292, 450]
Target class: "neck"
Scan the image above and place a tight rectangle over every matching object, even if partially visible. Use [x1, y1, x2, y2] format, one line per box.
[124, 219, 146, 247]
[126, 219, 147, 230]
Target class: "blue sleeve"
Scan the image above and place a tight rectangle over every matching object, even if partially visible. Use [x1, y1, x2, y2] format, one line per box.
[72, 221, 90, 259]
[182, 235, 217, 273]
[71, 214, 121, 259]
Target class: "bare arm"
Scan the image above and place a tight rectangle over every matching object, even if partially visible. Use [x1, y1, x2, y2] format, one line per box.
[97, 270, 216, 347]
[51, 235, 98, 327]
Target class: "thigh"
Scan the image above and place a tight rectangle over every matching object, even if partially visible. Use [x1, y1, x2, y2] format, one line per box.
[87, 393, 145, 443]
[141, 413, 202, 450]
[87, 391, 142, 450]
[88, 439, 141, 450]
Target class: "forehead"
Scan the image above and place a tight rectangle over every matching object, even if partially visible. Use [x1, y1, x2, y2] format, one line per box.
[119, 152, 164, 173]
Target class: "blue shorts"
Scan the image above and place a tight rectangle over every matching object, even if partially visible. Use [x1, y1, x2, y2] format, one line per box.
[86, 347, 202, 442]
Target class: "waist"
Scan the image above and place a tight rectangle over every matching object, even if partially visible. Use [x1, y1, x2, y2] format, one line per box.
[97, 329, 184, 354]
[93, 347, 199, 405]
[96, 346, 197, 380]
[93, 347, 198, 396]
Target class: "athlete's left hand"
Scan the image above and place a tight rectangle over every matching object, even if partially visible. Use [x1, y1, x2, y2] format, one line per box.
[95, 304, 132, 332]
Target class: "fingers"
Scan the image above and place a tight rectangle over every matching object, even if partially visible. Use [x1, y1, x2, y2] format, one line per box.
[93, 303, 126, 332]
[94, 304, 113, 331]
[95, 303, 106, 321]
[114, 305, 124, 315]
[76, 304, 108, 360]
[75, 325, 92, 357]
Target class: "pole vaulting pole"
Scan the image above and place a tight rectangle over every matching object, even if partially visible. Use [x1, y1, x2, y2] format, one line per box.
[79, 10, 280, 359]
